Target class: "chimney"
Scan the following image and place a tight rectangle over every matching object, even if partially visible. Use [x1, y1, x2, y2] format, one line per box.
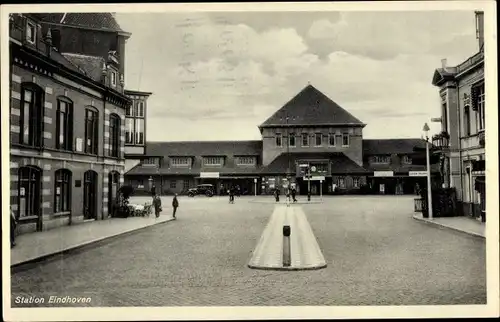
[475, 11, 484, 50]
[441, 58, 447, 69]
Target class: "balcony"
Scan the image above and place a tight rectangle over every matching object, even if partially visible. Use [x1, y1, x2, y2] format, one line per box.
[457, 51, 484, 75]
[432, 131, 450, 150]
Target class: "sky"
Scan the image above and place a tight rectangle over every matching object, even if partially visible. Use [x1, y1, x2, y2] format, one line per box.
[116, 10, 480, 142]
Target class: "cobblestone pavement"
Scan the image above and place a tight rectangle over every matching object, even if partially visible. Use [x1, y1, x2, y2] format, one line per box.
[11, 196, 486, 306]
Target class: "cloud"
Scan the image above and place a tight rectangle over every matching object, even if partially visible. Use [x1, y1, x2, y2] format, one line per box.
[116, 11, 481, 141]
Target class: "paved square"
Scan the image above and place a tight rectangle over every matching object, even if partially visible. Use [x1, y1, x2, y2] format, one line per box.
[11, 196, 486, 306]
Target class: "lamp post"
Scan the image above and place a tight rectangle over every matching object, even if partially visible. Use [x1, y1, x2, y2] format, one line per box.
[423, 123, 433, 219]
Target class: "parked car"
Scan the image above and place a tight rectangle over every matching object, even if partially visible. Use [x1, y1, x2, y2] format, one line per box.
[187, 184, 214, 197]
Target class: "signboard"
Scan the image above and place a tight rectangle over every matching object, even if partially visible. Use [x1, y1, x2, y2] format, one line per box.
[254, 178, 257, 183]
[431, 117, 442, 123]
[56, 187, 61, 195]
[299, 164, 309, 167]
[304, 176, 325, 181]
[374, 171, 394, 177]
[20, 187, 25, 196]
[310, 166, 317, 172]
[409, 171, 427, 177]
[200, 172, 220, 178]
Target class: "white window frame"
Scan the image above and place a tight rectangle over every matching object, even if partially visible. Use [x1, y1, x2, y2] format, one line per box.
[125, 118, 134, 144]
[353, 177, 360, 188]
[342, 133, 350, 147]
[477, 85, 485, 131]
[204, 157, 223, 166]
[372, 155, 391, 164]
[301, 133, 309, 147]
[289, 133, 296, 147]
[402, 155, 412, 164]
[338, 177, 345, 188]
[111, 71, 117, 87]
[328, 133, 336, 147]
[134, 118, 144, 145]
[315, 133, 322, 147]
[26, 21, 36, 44]
[171, 157, 191, 167]
[136, 101, 145, 118]
[276, 133, 282, 147]
[237, 156, 256, 166]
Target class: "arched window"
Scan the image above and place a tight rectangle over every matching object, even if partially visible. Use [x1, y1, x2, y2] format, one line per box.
[464, 106, 471, 136]
[56, 96, 74, 151]
[17, 166, 41, 219]
[109, 113, 121, 157]
[19, 83, 44, 147]
[84, 107, 99, 154]
[54, 169, 72, 213]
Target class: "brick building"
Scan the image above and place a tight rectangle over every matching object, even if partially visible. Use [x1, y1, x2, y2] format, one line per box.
[126, 85, 439, 196]
[8, 13, 144, 235]
[431, 11, 486, 220]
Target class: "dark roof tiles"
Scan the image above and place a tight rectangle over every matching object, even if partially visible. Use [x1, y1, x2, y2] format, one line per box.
[32, 13, 124, 32]
[362, 139, 427, 155]
[61, 53, 105, 82]
[146, 140, 263, 157]
[260, 84, 364, 127]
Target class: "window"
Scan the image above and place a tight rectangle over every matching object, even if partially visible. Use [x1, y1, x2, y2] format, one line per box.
[142, 158, 158, 165]
[171, 157, 191, 167]
[17, 166, 41, 218]
[312, 163, 328, 173]
[237, 156, 256, 165]
[111, 71, 117, 87]
[125, 118, 134, 144]
[353, 177, 360, 188]
[135, 101, 145, 117]
[54, 169, 71, 213]
[342, 133, 350, 147]
[477, 84, 485, 131]
[84, 108, 98, 154]
[441, 103, 448, 132]
[329, 133, 336, 146]
[276, 133, 282, 147]
[183, 179, 190, 190]
[126, 103, 133, 116]
[371, 155, 391, 164]
[302, 133, 309, 146]
[56, 97, 73, 151]
[137, 179, 144, 188]
[26, 21, 36, 44]
[204, 157, 223, 166]
[170, 180, 177, 189]
[463, 106, 471, 136]
[402, 155, 412, 164]
[315, 133, 322, 146]
[338, 177, 345, 188]
[20, 84, 43, 147]
[109, 114, 121, 157]
[289, 133, 295, 147]
[135, 119, 144, 144]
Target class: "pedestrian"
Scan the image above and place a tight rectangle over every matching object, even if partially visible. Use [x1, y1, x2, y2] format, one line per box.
[153, 193, 162, 218]
[286, 189, 291, 207]
[10, 206, 17, 248]
[229, 186, 235, 204]
[172, 193, 179, 219]
[291, 188, 297, 202]
[274, 188, 280, 202]
[236, 185, 241, 197]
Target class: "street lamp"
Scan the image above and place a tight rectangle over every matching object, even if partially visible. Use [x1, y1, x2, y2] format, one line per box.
[423, 123, 433, 219]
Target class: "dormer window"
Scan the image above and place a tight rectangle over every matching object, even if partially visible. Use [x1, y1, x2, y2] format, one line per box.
[26, 21, 36, 44]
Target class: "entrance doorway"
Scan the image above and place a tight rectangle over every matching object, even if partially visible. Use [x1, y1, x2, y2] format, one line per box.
[108, 171, 120, 217]
[18, 166, 42, 231]
[83, 170, 98, 220]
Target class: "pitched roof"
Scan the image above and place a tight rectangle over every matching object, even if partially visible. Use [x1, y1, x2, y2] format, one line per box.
[145, 140, 263, 157]
[61, 53, 105, 82]
[362, 139, 427, 155]
[32, 13, 125, 33]
[364, 163, 440, 173]
[260, 152, 369, 175]
[431, 67, 457, 86]
[260, 84, 365, 128]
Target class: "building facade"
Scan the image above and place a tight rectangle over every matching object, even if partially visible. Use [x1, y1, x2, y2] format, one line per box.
[126, 85, 439, 196]
[431, 11, 485, 220]
[124, 90, 153, 173]
[9, 13, 133, 235]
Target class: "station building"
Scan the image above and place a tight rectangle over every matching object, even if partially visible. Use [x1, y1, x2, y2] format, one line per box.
[8, 13, 151, 235]
[431, 11, 486, 220]
[126, 84, 439, 196]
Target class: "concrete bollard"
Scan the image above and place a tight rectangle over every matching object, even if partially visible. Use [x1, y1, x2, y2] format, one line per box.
[283, 225, 291, 267]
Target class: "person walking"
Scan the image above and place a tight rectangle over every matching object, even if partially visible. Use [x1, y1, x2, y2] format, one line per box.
[10, 206, 17, 248]
[274, 188, 280, 202]
[152, 193, 162, 218]
[229, 186, 235, 204]
[172, 193, 179, 219]
[291, 188, 297, 203]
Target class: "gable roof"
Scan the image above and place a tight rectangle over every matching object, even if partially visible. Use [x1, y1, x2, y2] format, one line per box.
[259, 84, 365, 128]
[362, 139, 427, 155]
[32, 13, 125, 33]
[431, 67, 457, 86]
[61, 53, 105, 82]
[145, 140, 263, 157]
